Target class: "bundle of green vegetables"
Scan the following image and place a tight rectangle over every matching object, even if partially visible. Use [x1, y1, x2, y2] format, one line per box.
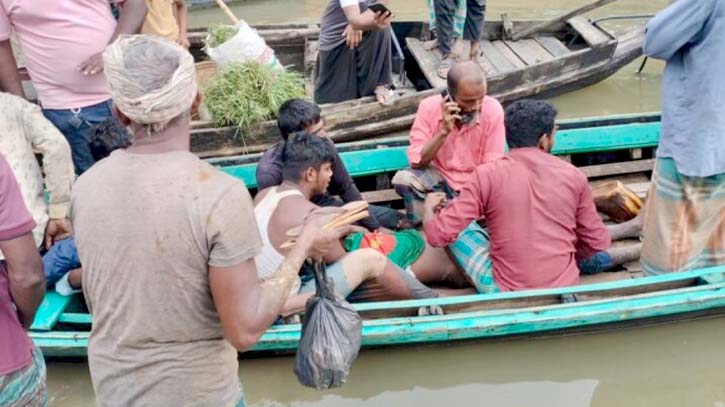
[203, 61, 306, 129]
[206, 24, 238, 48]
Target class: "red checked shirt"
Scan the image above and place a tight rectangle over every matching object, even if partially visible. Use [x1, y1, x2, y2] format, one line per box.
[407, 94, 506, 191]
[424, 148, 611, 291]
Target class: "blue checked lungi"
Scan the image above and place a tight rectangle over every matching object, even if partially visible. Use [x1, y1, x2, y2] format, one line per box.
[641, 158, 725, 275]
[0, 345, 48, 407]
[448, 221, 499, 294]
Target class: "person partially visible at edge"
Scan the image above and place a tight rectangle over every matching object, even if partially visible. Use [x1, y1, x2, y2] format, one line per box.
[422, 100, 641, 294]
[72, 35, 354, 407]
[0, 91, 82, 297]
[256, 99, 409, 231]
[433, 0, 486, 79]
[0, 153, 47, 407]
[0, 0, 147, 175]
[255, 132, 467, 316]
[640, 0, 725, 275]
[392, 61, 505, 224]
[141, 0, 190, 48]
[315, 0, 396, 105]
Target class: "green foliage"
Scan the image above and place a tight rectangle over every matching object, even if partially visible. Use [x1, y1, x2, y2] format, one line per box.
[203, 61, 306, 130]
[206, 24, 238, 48]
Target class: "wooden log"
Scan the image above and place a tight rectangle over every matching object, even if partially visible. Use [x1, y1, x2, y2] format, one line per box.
[510, 0, 618, 41]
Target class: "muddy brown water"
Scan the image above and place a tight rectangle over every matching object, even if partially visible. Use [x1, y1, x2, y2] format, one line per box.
[46, 1, 686, 406]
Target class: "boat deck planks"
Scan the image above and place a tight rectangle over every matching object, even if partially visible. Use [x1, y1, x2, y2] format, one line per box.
[491, 40, 528, 69]
[567, 16, 611, 48]
[534, 36, 572, 57]
[479, 40, 518, 73]
[504, 39, 555, 65]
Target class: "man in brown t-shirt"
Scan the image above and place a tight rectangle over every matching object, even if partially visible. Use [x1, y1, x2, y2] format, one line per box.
[72, 35, 353, 407]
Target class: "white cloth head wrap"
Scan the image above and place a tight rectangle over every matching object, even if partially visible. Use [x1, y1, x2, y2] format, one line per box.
[103, 34, 197, 133]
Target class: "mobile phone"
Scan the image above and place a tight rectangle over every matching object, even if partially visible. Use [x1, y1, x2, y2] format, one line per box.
[441, 88, 476, 126]
[368, 3, 392, 15]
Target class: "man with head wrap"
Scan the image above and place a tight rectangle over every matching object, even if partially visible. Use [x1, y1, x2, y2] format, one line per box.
[71, 35, 358, 407]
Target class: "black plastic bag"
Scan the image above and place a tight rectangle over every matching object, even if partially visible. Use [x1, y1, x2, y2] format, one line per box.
[294, 261, 362, 389]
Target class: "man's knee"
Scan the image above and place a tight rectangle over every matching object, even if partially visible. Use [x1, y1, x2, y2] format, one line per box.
[348, 248, 387, 279]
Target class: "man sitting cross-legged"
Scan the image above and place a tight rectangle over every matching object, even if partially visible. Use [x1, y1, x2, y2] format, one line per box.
[423, 100, 640, 294]
[392, 61, 505, 225]
[256, 99, 406, 230]
[254, 132, 474, 317]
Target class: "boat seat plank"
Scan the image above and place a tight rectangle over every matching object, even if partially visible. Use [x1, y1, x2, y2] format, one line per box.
[31, 292, 72, 331]
[534, 36, 571, 57]
[491, 40, 528, 68]
[405, 37, 447, 88]
[503, 39, 554, 65]
[567, 16, 610, 48]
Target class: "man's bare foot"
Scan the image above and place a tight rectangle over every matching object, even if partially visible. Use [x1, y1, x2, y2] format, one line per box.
[374, 85, 396, 105]
[424, 38, 438, 51]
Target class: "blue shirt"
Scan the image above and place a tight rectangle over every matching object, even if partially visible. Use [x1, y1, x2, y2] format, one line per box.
[643, 0, 725, 177]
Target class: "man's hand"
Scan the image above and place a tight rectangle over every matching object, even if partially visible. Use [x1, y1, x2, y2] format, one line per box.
[373, 11, 393, 30]
[177, 33, 191, 49]
[441, 96, 462, 135]
[424, 192, 447, 214]
[342, 24, 363, 49]
[44, 218, 73, 250]
[78, 53, 104, 76]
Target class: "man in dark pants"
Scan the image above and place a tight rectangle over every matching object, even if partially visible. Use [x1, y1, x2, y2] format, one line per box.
[256, 99, 406, 231]
[435, 0, 486, 78]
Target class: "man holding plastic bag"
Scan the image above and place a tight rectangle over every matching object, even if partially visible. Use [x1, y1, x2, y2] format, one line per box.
[315, 0, 396, 104]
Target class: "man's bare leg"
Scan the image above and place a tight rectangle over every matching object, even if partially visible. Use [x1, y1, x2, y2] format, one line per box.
[607, 209, 645, 241]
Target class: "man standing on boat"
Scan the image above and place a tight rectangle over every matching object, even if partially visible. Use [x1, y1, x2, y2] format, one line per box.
[256, 98, 408, 230]
[433, 0, 486, 78]
[423, 100, 633, 293]
[0, 0, 147, 174]
[640, 0, 725, 275]
[0, 154, 46, 406]
[72, 35, 355, 407]
[392, 61, 505, 225]
[315, 0, 396, 104]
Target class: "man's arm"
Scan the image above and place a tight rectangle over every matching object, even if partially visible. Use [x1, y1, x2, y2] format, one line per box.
[643, 0, 715, 60]
[423, 168, 487, 247]
[1, 233, 44, 328]
[255, 146, 284, 190]
[574, 178, 611, 259]
[174, 0, 190, 48]
[0, 41, 24, 97]
[79, 0, 148, 75]
[210, 224, 354, 351]
[409, 97, 459, 168]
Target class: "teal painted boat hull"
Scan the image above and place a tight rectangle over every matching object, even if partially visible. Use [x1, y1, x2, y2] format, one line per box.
[32, 266, 725, 358]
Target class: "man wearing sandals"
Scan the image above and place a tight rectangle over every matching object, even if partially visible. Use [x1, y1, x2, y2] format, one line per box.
[433, 0, 486, 78]
[315, 0, 396, 104]
[393, 61, 505, 225]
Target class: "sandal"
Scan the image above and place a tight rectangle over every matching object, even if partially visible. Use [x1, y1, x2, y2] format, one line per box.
[436, 57, 455, 79]
[374, 85, 397, 106]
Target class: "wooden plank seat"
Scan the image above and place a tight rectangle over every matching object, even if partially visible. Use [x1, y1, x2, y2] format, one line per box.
[534, 36, 571, 57]
[567, 16, 611, 48]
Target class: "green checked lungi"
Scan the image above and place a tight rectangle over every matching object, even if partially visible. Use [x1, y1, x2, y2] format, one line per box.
[448, 221, 499, 294]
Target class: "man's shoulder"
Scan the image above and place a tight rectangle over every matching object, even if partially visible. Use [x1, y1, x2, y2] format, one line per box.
[418, 94, 444, 113]
[481, 96, 504, 117]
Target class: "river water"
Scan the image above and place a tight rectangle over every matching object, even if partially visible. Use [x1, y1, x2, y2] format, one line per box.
[46, 1, 688, 406]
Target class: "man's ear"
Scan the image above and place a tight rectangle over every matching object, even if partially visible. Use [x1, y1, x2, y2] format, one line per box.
[191, 91, 202, 114]
[113, 105, 131, 126]
[537, 134, 551, 151]
[304, 167, 316, 183]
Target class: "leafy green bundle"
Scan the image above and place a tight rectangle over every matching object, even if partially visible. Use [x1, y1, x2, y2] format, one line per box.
[203, 61, 306, 130]
[206, 24, 238, 48]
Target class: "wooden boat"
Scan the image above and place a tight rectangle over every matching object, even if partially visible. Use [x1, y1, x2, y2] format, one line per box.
[185, 16, 646, 158]
[29, 112, 711, 360]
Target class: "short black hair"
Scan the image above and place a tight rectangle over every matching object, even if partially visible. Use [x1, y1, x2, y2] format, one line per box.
[89, 117, 132, 160]
[277, 99, 321, 141]
[282, 131, 335, 181]
[504, 100, 558, 148]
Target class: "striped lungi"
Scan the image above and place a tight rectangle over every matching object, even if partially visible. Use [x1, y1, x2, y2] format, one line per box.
[0, 345, 48, 407]
[641, 158, 725, 275]
[428, 0, 467, 37]
[448, 221, 499, 294]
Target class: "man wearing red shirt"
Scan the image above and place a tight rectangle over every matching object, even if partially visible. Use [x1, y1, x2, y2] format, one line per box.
[423, 100, 614, 293]
[392, 61, 505, 225]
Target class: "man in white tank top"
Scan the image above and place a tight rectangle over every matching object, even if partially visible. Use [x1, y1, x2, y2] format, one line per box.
[254, 132, 439, 316]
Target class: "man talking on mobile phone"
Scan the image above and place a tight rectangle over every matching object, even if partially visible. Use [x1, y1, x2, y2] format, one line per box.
[392, 61, 505, 226]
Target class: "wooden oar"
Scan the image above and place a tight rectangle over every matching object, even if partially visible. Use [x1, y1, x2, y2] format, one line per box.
[509, 0, 618, 41]
[214, 0, 239, 24]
